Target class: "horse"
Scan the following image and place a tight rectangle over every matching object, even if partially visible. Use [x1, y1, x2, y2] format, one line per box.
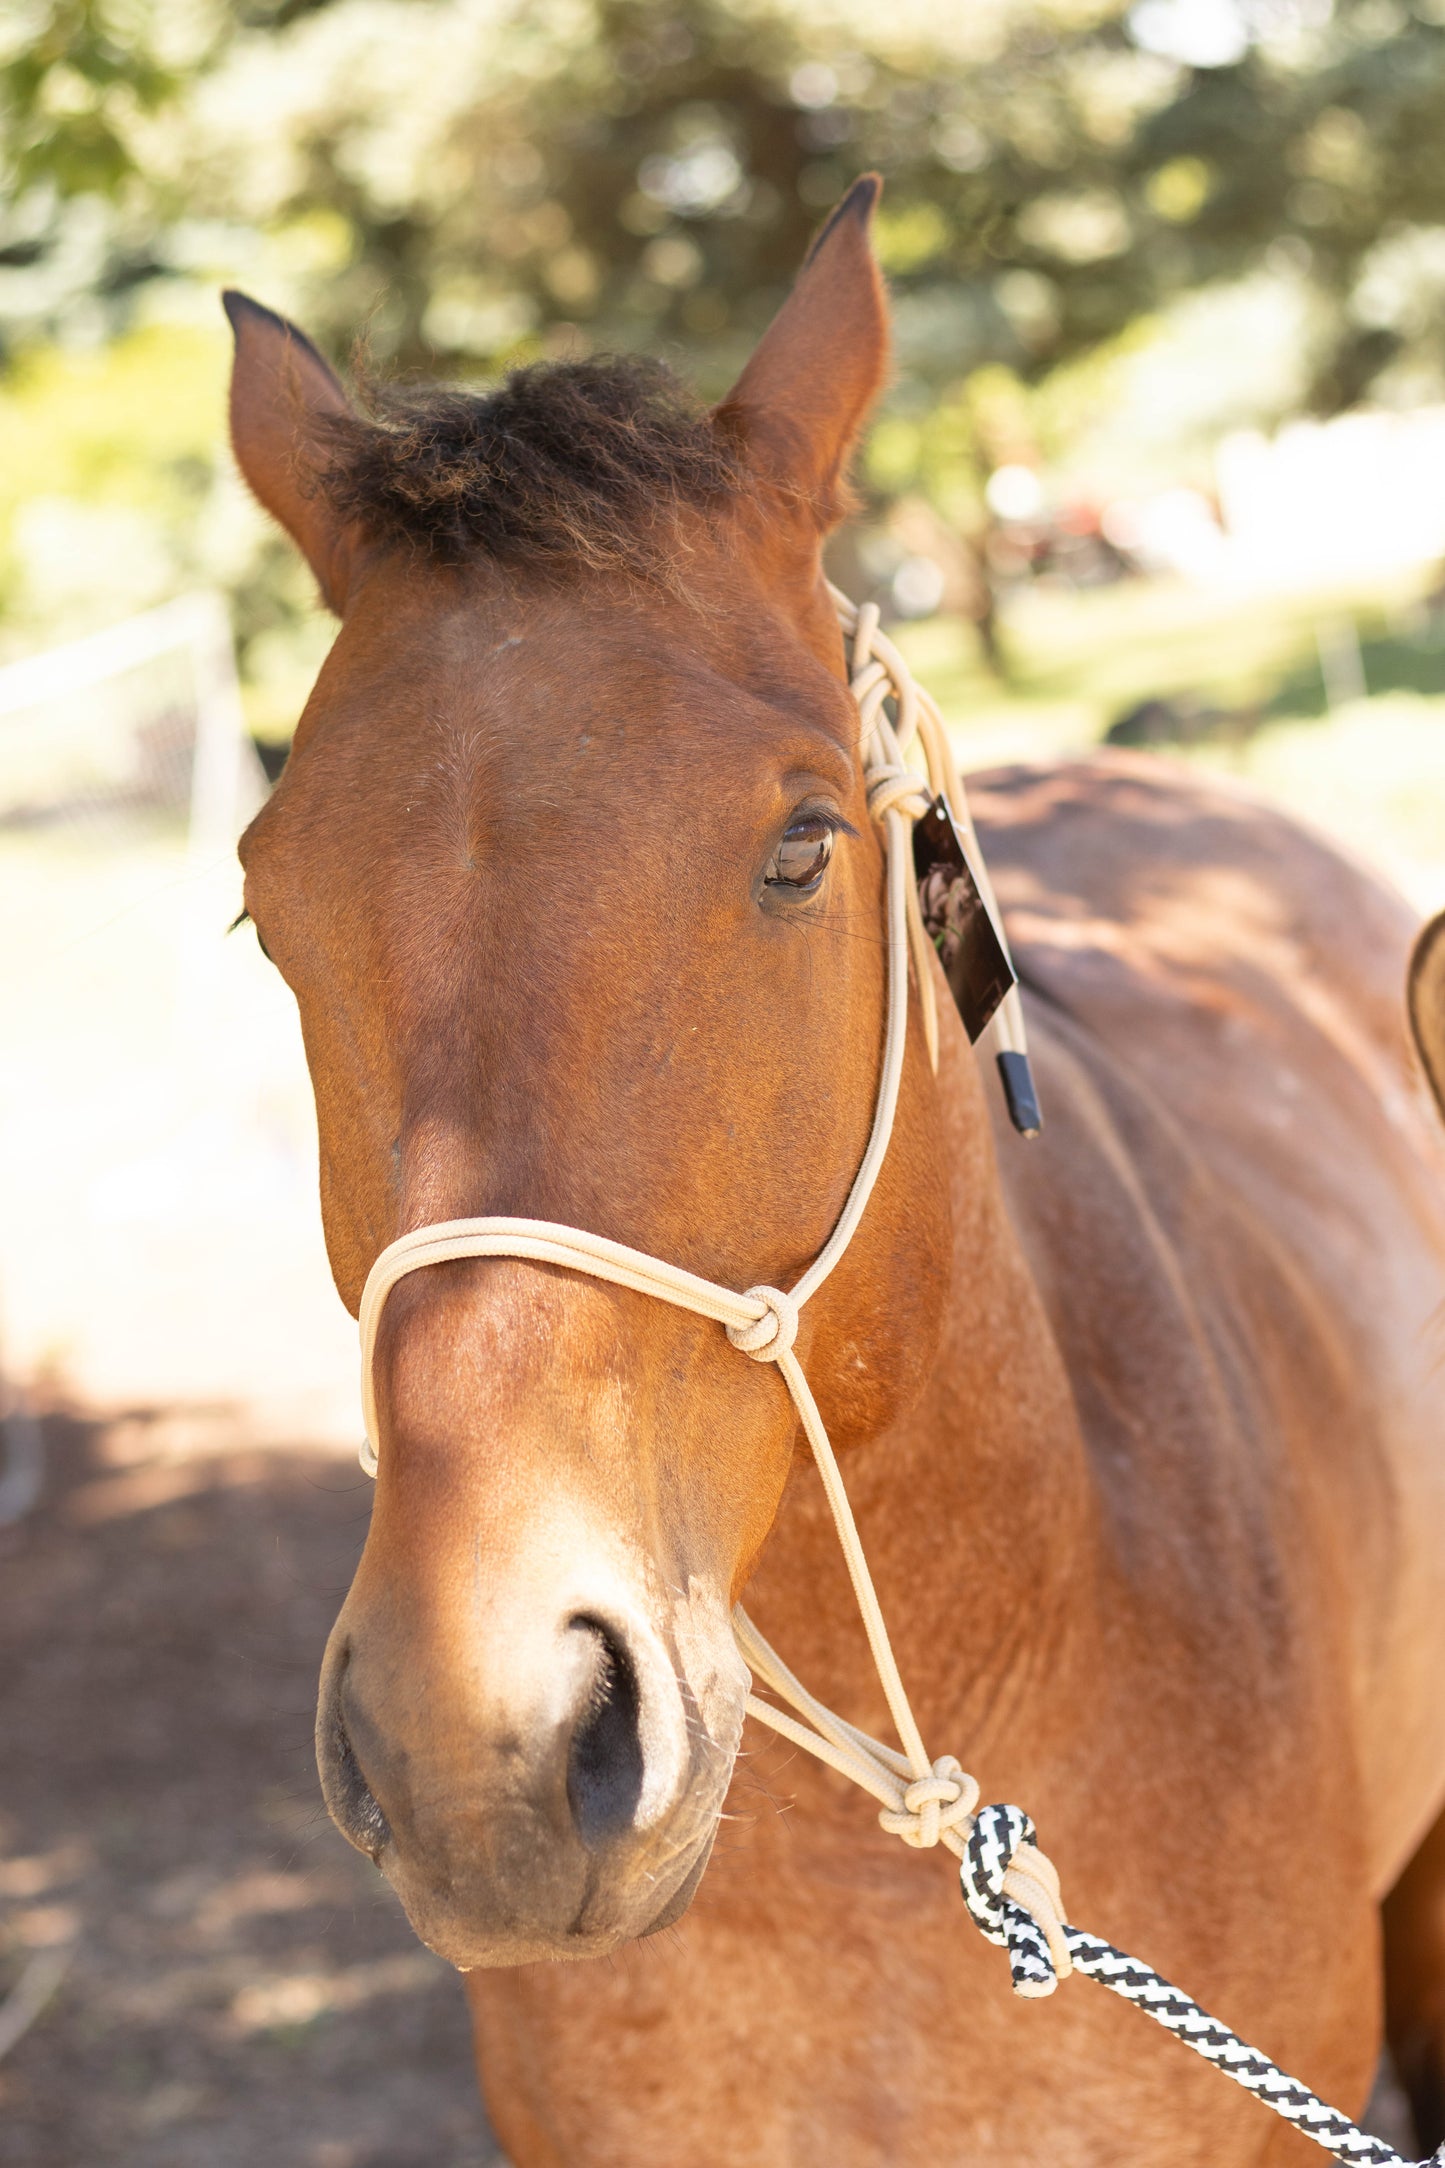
[224, 177, 1445, 2164]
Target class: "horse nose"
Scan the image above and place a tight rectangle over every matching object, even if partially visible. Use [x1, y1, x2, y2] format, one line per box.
[315, 1599, 685, 1930]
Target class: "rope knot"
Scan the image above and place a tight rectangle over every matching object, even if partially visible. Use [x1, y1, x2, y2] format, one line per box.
[878, 1755, 979, 1850]
[866, 765, 932, 828]
[960, 1802, 1073, 2000]
[726, 1286, 799, 1363]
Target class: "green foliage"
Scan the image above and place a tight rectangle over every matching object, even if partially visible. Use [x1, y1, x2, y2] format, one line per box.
[8, 0, 1445, 708]
[8, 0, 1445, 408]
[1, 0, 178, 200]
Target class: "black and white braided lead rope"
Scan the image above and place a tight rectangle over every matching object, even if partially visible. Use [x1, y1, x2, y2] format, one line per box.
[960, 1803, 1445, 2168]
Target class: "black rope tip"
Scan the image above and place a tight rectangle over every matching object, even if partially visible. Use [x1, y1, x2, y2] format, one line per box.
[997, 1051, 1042, 1138]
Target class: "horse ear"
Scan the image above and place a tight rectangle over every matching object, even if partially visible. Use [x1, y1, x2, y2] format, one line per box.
[223, 290, 362, 614]
[715, 174, 888, 526]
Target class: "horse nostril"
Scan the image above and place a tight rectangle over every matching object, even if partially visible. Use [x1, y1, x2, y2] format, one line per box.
[566, 1616, 644, 1848]
[323, 1699, 392, 1861]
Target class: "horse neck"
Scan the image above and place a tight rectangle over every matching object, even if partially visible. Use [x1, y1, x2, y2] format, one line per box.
[744, 1029, 1095, 1762]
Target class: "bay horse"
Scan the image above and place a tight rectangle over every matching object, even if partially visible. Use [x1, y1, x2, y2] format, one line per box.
[224, 178, 1445, 2164]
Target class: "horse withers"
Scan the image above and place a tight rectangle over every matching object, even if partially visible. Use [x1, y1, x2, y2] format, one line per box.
[225, 181, 1445, 2164]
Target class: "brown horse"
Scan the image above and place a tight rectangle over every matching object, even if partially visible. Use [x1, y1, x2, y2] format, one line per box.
[225, 180, 1445, 2164]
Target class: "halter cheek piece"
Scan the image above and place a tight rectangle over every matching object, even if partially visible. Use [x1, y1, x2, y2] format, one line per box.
[353, 588, 1440, 2168]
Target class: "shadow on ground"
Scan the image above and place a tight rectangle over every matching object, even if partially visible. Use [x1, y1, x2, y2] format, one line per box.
[0, 1409, 500, 2168]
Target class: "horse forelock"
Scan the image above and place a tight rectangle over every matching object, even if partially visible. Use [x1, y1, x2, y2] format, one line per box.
[310, 354, 757, 589]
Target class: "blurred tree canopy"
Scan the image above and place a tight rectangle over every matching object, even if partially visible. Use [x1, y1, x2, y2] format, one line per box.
[5, 0, 1445, 685]
[6, 0, 1445, 408]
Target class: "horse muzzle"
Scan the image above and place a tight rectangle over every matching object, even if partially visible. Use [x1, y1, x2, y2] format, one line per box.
[315, 1547, 744, 1967]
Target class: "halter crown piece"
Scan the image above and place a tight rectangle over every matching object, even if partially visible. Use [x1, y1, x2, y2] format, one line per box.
[354, 590, 1441, 2168]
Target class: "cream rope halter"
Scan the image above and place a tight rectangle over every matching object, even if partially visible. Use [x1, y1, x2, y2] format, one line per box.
[355, 584, 1070, 1981]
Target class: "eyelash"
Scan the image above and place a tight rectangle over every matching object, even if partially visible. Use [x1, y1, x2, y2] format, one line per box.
[229, 906, 273, 962]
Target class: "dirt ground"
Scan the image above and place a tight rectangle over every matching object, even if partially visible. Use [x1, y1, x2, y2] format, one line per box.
[0, 1405, 1425, 2167]
[0, 1406, 502, 2168]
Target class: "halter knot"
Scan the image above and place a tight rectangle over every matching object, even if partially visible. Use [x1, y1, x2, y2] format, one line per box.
[866, 765, 932, 827]
[726, 1286, 800, 1363]
[878, 1754, 979, 1850]
[960, 1802, 1074, 2000]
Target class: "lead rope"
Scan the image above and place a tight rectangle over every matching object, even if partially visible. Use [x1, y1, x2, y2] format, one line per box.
[354, 591, 1437, 2168]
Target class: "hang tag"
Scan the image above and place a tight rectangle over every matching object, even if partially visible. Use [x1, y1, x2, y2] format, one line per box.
[913, 794, 1016, 1045]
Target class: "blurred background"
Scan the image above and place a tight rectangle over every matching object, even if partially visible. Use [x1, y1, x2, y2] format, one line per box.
[3, 0, 1445, 2161]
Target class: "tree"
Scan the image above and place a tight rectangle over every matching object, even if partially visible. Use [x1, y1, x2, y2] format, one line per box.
[8, 0, 1445, 409]
[7, 0, 1445, 679]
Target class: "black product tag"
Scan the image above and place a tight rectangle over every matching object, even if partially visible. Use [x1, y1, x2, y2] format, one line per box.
[912, 794, 1016, 1044]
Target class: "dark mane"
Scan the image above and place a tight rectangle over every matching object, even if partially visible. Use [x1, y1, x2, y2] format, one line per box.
[316, 354, 751, 585]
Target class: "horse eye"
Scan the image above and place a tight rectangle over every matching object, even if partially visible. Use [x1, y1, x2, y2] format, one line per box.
[766, 815, 835, 892]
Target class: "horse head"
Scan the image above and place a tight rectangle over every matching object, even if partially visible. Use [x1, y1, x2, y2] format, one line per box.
[226, 179, 953, 1968]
